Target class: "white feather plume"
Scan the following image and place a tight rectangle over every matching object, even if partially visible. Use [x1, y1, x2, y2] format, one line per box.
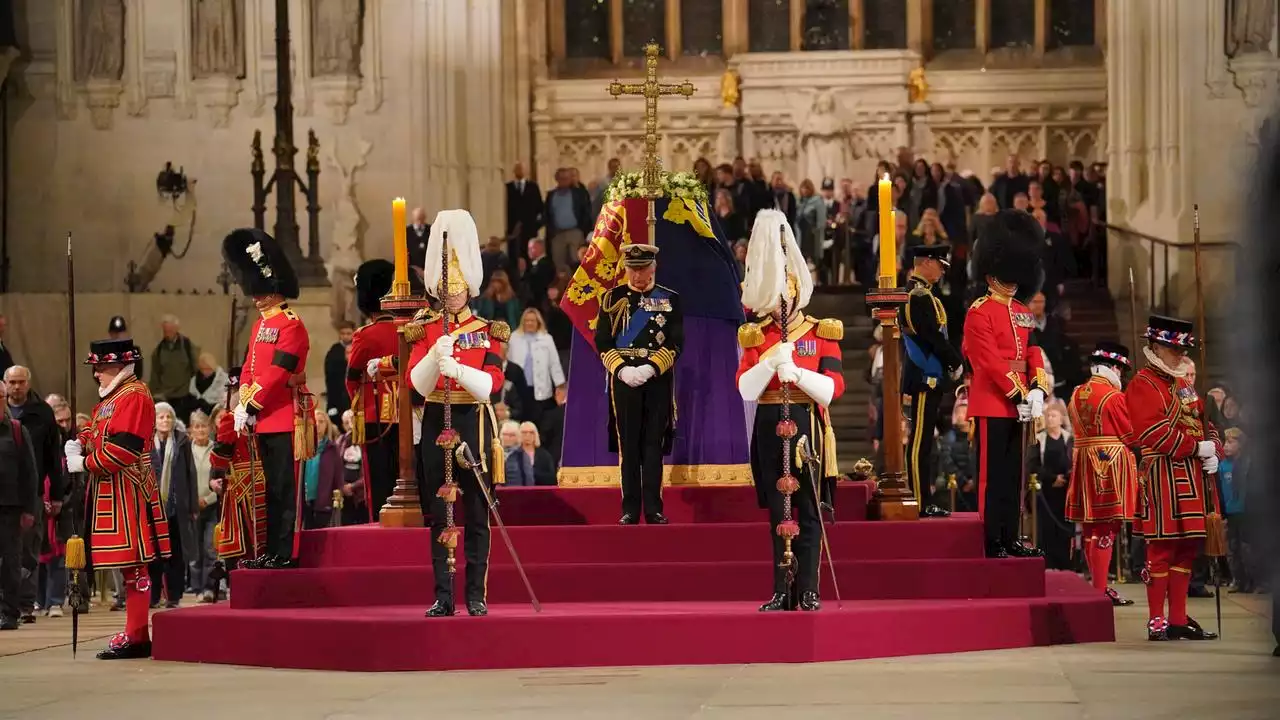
[423, 209, 483, 298]
[740, 209, 812, 315]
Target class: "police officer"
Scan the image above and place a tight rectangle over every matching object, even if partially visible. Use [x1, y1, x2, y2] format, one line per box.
[595, 244, 683, 525]
[902, 244, 964, 517]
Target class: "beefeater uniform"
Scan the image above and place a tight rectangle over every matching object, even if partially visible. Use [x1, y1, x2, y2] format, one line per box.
[594, 243, 684, 525]
[1066, 341, 1138, 605]
[347, 259, 403, 521]
[961, 210, 1048, 559]
[1128, 315, 1222, 641]
[408, 209, 509, 618]
[222, 228, 315, 570]
[72, 339, 172, 660]
[209, 368, 267, 565]
[736, 210, 844, 613]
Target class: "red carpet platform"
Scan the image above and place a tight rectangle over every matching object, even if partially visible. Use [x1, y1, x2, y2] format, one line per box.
[152, 485, 1115, 671]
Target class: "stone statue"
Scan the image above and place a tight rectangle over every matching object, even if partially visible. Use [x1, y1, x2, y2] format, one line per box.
[793, 90, 851, 184]
[193, 0, 245, 78]
[324, 137, 373, 326]
[75, 0, 125, 82]
[1227, 0, 1276, 56]
[311, 0, 364, 77]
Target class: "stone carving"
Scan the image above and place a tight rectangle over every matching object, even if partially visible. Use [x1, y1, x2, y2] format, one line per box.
[311, 0, 364, 77]
[193, 0, 244, 78]
[1227, 0, 1276, 56]
[76, 0, 125, 82]
[324, 136, 373, 326]
[792, 90, 851, 183]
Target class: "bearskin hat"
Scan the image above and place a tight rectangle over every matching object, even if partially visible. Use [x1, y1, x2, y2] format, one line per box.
[355, 259, 396, 316]
[972, 209, 1045, 303]
[221, 228, 300, 299]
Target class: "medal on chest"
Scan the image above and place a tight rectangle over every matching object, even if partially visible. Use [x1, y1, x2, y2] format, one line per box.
[795, 339, 818, 357]
[454, 331, 490, 351]
[255, 325, 280, 344]
[1011, 312, 1035, 329]
[640, 297, 672, 312]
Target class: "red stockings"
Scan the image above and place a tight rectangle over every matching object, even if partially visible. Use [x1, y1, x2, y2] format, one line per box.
[1144, 538, 1199, 625]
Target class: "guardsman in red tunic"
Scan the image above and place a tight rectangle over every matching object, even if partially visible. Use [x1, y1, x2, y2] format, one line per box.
[346, 259, 402, 521]
[1128, 315, 1222, 641]
[961, 210, 1049, 559]
[209, 366, 267, 567]
[63, 339, 171, 659]
[736, 210, 845, 612]
[407, 210, 509, 618]
[1066, 341, 1139, 606]
[222, 229, 314, 570]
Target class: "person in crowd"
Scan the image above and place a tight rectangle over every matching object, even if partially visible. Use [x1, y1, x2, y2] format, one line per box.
[324, 320, 356, 421]
[714, 188, 747, 245]
[336, 410, 367, 526]
[769, 172, 797, 229]
[869, 210, 909, 286]
[506, 421, 556, 487]
[473, 269, 522, 329]
[522, 237, 557, 311]
[0, 379, 38, 631]
[595, 244, 683, 526]
[509, 307, 566, 427]
[733, 240, 748, 277]
[1032, 209, 1075, 314]
[148, 402, 196, 607]
[45, 398, 79, 617]
[543, 286, 575, 376]
[149, 315, 200, 423]
[189, 352, 229, 417]
[932, 163, 968, 244]
[744, 160, 773, 225]
[545, 167, 594, 270]
[540, 385, 567, 469]
[348, 260, 403, 522]
[0, 314, 13, 377]
[904, 158, 938, 230]
[1029, 401, 1074, 570]
[505, 161, 544, 268]
[990, 154, 1029, 209]
[499, 420, 520, 452]
[795, 178, 827, 271]
[694, 156, 716, 200]
[301, 408, 343, 529]
[186, 411, 219, 602]
[1028, 292, 1083, 402]
[490, 341, 531, 423]
[591, 158, 622, 221]
[938, 394, 976, 511]
[914, 208, 948, 247]
[1219, 428, 1256, 593]
[407, 207, 431, 277]
[867, 325, 884, 450]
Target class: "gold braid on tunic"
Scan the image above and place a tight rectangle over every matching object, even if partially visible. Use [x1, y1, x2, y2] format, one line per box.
[603, 292, 632, 338]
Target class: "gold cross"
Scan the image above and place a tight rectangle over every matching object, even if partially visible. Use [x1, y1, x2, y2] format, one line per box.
[608, 43, 696, 198]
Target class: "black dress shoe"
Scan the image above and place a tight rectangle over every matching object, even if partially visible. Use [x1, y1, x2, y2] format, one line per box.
[645, 513, 669, 525]
[1147, 617, 1169, 641]
[985, 542, 1009, 559]
[0, 616, 17, 630]
[261, 556, 298, 570]
[467, 600, 488, 617]
[1003, 541, 1045, 558]
[1188, 586, 1215, 599]
[1105, 587, 1135, 606]
[618, 513, 639, 526]
[96, 635, 152, 660]
[920, 504, 952, 518]
[240, 555, 268, 569]
[759, 593, 793, 612]
[1169, 617, 1218, 640]
[19, 612, 35, 625]
[425, 600, 455, 617]
[798, 591, 821, 612]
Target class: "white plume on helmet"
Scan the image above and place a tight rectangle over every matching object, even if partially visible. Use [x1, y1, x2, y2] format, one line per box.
[740, 209, 811, 315]
[423, 209, 483, 298]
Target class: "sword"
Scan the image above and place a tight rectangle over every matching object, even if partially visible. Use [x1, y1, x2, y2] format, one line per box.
[455, 441, 541, 612]
[1018, 419, 1032, 548]
[797, 436, 842, 608]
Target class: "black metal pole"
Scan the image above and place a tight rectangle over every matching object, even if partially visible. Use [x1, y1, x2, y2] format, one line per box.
[273, 0, 299, 253]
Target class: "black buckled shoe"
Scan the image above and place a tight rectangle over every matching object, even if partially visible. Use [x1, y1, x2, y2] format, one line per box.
[1105, 587, 1134, 606]
[467, 600, 488, 617]
[985, 541, 1009, 559]
[920, 504, 952, 518]
[96, 634, 152, 660]
[0, 616, 17, 630]
[1147, 617, 1169, 641]
[1004, 541, 1045, 558]
[239, 555, 269, 569]
[425, 600, 456, 617]
[758, 593, 793, 612]
[799, 591, 821, 612]
[261, 556, 298, 570]
[1168, 617, 1218, 640]
[645, 513, 669, 525]
[618, 513, 639, 526]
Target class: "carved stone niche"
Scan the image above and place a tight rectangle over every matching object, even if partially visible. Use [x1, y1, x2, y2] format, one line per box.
[81, 79, 124, 130]
[312, 75, 361, 125]
[193, 75, 242, 128]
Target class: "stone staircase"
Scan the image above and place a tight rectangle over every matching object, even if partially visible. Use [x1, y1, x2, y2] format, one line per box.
[808, 288, 877, 468]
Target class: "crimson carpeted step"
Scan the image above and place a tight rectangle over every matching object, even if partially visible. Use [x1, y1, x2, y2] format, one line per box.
[464, 483, 871, 525]
[229, 557, 1045, 608]
[297, 517, 986, 567]
[152, 574, 1112, 672]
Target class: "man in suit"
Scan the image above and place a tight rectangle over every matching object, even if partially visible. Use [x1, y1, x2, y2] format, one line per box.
[522, 238, 557, 310]
[408, 207, 431, 278]
[544, 169, 593, 271]
[505, 163, 543, 269]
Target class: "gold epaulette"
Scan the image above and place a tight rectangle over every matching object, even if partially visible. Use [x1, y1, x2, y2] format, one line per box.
[282, 307, 300, 321]
[738, 322, 764, 349]
[488, 320, 511, 342]
[402, 322, 425, 343]
[815, 318, 843, 341]
[969, 295, 989, 311]
[413, 307, 441, 323]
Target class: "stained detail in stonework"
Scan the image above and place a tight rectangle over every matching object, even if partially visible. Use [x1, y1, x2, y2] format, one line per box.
[311, 0, 364, 77]
[193, 0, 245, 78]
[76, 0, 125, 82]
[1227, 0, 1277, 57]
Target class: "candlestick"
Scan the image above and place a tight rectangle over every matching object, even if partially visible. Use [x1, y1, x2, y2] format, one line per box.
[392, 197, 408, 289]
[878, 174, 896, 288]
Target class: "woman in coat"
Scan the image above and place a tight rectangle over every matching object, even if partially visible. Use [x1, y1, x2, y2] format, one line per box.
[302, 409, 345, 529]
[507, 308, 566, 426]
[148, 402, 197, 607]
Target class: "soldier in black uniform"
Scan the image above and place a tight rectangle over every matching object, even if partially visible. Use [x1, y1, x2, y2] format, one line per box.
[903, 244, 964, 518]
[594, 244, 683, 525]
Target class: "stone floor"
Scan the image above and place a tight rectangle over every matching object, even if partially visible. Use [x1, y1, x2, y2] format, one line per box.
[0, 590, 1275, 720]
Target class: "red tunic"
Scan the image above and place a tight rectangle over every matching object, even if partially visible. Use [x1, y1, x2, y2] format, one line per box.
[734, 315, 846, 402]
[81, 378, 172, 569]
[241, 301, 312, 435]
[210, 411, 266, 561]
[406, 309, 506, 402]
[345, 316, 400, 425]
[1127, 367, 1223, 539]
[960, 293, 1048, 418]
[1065, 376, 1138, 523]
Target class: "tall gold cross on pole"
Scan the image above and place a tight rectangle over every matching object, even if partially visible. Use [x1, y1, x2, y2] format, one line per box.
[608, 43, 696, 200]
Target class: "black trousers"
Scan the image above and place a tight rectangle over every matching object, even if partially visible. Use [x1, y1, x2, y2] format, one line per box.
[752, 404, 821, 596]
[18, 506, 41, 613]
[1036, 487, 1073, 570]
[906, 388, 943, 507]
[0, 508, 22, 620]
[150, 521, 185, 603]
[419, 403, 494, 605]
[362, 422, 400, 521]
[254, 431, 297, 559]
[973, 416, 1027, 547]
[613, 374, 672, 518]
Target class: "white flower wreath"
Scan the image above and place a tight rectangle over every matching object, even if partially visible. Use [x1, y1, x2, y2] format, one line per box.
[605, 171, 708, 204]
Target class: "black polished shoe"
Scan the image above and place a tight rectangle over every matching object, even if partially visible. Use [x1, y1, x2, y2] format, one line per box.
[618, 513, 639, 526]
[424, 600, 455, 617]
[467, 600, 488, 617]
[985, 541, 1009, 559]
[261, 556, 298, 570]
[1105, 587, 1135, 606]
[758, 593, 793, 612]
[1147, 617, 1169, 641]
[19, 612, 35, 625]
[0, 616, 17, 630]
[920, 504, 952, 518]
[798, 591, 821, 612]
[239, 555, 269, 569]
[96, 634, 152, 660]
[1168, 617, 1218, 640]
[1188, 586, 1215, 599]
[1003, 541, 1045, 558]
[644, 513, 669, 525]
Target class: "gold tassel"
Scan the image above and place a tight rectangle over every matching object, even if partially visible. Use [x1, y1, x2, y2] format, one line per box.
[65, 536, 86, 571]
[491, 438, 506, 485]
[294, 411, 317, 461]
[1204, 512, 1227, 558]
[822, 418, 839, 477]
[351, 388, 366, 446]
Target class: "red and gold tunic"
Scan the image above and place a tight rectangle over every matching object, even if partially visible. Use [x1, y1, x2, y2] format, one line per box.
[1065, 376, 1138, 523]
[240, 301, 313, 439]
[960, 293, 1048, 418]
[1126, 367, 1223, 539]
[735, 315, 846, 404]
[210, 410, 266, 561]
[406, 308, 506, 403]
[345, 315, 400, 427]
[81, 378, 171, 569]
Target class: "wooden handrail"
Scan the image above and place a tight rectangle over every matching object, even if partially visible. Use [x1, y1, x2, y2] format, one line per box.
[1100, 222, 1238, 249]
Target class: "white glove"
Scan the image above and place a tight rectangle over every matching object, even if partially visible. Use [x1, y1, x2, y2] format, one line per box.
[233, 405, 253, 433]
[763, 343, 794, 372]
[1196, 440, 1217, 459]
[439, 356, 463, 380]
[65, 454, 85, 474]
[64, 439, 82, 459]
[432, 334, 455, 359]
[343, 445, 362, 464]
[618, 366, 644, 388]
[776, 361, 801, 385]
[1026, 389, 1045, 419]
[366, 358, 383, 379]
[1201, 455, 1219, 475]
[1016, 403, 1032, 422]
[632, 365, 657, 385]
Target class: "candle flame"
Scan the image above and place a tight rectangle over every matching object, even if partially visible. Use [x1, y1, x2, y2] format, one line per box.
[882, 173, 890, 183]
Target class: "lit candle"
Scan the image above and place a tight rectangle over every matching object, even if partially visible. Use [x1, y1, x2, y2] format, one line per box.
[392, 197, 408, 287]
[877, 174, 895, 288]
